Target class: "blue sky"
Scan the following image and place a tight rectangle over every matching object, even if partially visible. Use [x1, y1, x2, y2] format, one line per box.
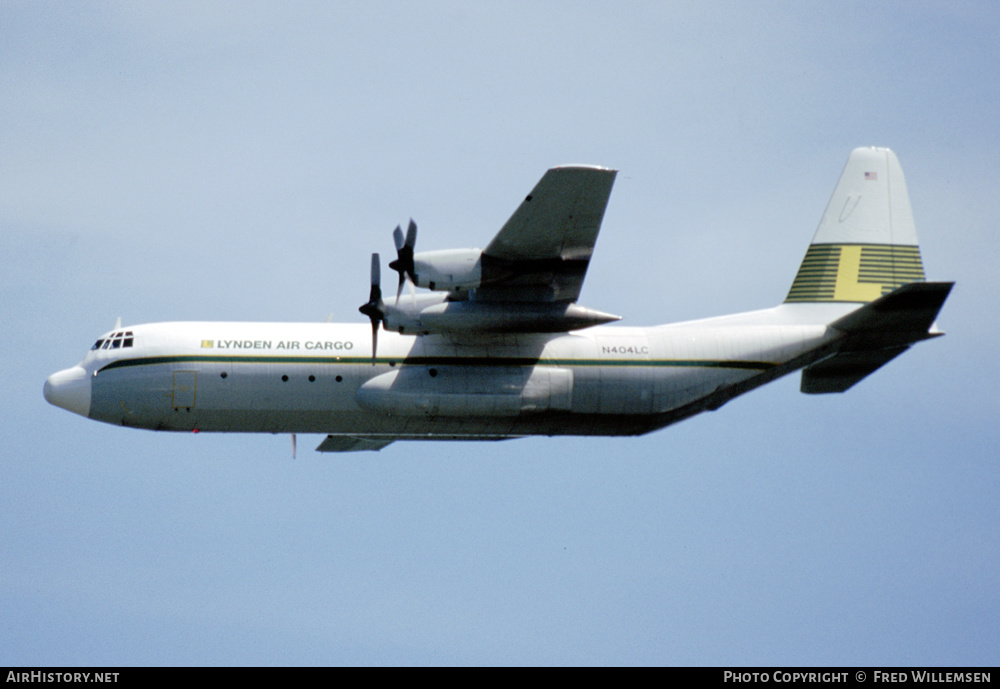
[2, 1, 997, 665]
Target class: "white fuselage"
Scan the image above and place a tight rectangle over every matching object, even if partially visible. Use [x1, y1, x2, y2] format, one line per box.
[44, 305, 851, 440]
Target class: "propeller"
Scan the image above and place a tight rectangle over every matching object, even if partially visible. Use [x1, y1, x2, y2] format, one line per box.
[357, 253, 384, 365]
[388, 219, 418, 302]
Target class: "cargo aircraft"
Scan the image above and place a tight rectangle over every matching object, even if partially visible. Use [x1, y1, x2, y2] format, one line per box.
[45, 148, 952, 453]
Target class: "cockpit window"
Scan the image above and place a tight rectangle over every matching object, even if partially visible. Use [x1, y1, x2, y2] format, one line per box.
[95, 331, 135, 350]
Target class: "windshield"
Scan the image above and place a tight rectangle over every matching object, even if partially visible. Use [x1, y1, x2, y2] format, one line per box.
[90, 331, 134, 351]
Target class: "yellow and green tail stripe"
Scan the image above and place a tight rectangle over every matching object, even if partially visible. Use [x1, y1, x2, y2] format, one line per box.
[786, 243, 925, 303]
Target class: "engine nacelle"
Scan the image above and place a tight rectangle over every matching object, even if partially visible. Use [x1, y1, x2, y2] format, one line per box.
[412, 249, 483, 292]
[381, 292, 449, 335]
[382, 295, 620, 336]
[418, 301, 620, 334]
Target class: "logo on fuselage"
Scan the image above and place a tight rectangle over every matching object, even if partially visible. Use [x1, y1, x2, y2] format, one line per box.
[203, 339, 355, 351]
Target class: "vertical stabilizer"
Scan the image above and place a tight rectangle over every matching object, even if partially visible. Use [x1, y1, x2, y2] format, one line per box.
[786, 147, 926, 303]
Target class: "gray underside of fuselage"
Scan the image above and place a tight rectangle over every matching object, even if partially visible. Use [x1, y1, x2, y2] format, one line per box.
[90, 369, 684, 438]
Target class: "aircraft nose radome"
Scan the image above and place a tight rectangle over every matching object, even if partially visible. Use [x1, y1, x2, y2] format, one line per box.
[43, 366, 91, 417]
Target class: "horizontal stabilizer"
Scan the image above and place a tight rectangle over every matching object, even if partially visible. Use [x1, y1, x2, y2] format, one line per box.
[801, 281, 953, 394]
[829, 281, 953, 345]
[801, 346, 909, 393]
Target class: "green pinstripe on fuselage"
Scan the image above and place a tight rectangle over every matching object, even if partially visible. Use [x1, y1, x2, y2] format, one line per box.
[97, 353, 778, 373]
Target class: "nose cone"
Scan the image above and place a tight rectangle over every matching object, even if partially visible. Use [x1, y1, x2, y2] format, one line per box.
[44, 366, 91, 417]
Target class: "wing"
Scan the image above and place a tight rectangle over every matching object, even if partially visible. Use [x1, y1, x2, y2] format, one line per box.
[372, 165, 621, 339]
[315, 435, 394, 452]
[478, 165, 617, 302]
[315, 434, 520, 453]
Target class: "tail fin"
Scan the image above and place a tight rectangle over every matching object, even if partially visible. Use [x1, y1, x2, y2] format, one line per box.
[785, 147, 926, 303]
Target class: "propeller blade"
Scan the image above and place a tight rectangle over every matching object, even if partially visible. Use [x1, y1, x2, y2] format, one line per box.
[370, 252, 381, 301]
[405, 218, 417, 251]
[395, 274, 406, 304]
[389, 219, 418, 302]
[358, 253, 384, 365]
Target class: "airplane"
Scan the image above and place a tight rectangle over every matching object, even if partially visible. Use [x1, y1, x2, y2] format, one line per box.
[44, 147, 952, 453]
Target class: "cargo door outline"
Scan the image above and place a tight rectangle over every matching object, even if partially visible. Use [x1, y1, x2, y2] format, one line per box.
[172, 370, 197, 410]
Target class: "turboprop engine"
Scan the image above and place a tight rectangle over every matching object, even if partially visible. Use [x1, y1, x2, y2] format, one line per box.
[378, 289, 619, 336]
[409, 248, 484, 292]
[388, 220, 484, 294]
[359, 237, 620, 364]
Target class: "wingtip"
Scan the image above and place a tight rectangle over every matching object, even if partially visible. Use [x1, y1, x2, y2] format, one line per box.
[552, 164, 617, 173]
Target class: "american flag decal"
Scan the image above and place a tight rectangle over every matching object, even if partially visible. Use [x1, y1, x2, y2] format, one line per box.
[864, 171, 878, 180]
